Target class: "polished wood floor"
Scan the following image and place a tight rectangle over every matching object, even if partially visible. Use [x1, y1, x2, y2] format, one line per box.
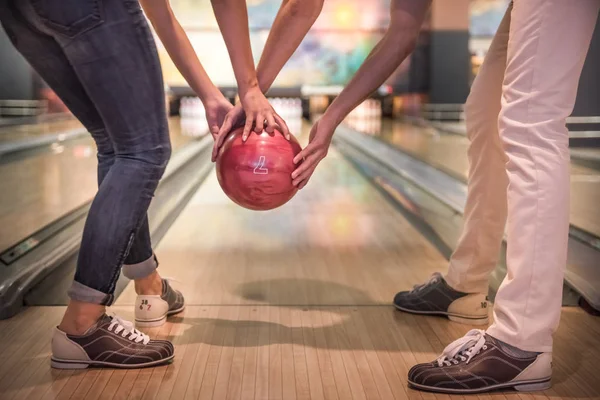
[1, 305, 598, 400]
[0, 118, 195, 251]
[0, 118, 84, 144]
[1, 123, 599, 399]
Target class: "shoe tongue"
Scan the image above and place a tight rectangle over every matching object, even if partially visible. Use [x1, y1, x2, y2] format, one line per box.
[82, 314, 111, 335]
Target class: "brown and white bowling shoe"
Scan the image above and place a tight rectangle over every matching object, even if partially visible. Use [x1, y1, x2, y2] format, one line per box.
[408, 329, 552, 394]
[135, 279, 185, 327]
[51, 314, 174, 369]
[393, 272, 489, 325]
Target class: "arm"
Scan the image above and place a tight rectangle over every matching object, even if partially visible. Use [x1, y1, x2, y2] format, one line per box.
[322, 0, 431, 127]
[291, 0, 432, 188]
[210, 0, 323, 160]
[140, 0, 232, 136]
[210, 0, 288, 139]
[140, 0, 221, 102]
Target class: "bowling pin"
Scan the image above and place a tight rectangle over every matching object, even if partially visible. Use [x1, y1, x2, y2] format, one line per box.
[181, 97, 189, 118]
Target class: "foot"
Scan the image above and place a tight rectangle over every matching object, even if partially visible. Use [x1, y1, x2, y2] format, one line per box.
[51, 314, 174, 369]
[135, 279, 185, 327]
[393, 272, 488, 325]
[408, 330, 552, 394]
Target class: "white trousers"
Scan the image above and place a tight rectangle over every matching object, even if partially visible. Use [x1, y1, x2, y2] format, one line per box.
[445, 0, 599, 352]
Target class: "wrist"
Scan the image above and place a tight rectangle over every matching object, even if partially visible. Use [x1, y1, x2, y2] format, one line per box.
[323, 103, 345, 128]
[238, 78, 260, 98]
[318, 114, 339, 139]
[197, 86, 223, 105]
[256, 70, 270, 94]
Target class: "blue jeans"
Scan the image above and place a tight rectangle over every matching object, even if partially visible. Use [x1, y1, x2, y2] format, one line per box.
[0, 0, 171, 305]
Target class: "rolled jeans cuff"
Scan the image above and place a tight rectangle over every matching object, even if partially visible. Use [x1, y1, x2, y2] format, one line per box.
[68, 280, 114, 306]
[122, 254, 158, 280]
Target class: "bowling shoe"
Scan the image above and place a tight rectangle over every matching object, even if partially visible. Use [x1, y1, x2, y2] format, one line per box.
[51, 314, 174, 369]
[408, 329, 552, 394]
[135, 279, 185, 327]
[393, 272, 488, 325]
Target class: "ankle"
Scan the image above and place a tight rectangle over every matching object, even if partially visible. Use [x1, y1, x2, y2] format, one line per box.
[135, 271, 163, 296]
[59, 301, 105, 335]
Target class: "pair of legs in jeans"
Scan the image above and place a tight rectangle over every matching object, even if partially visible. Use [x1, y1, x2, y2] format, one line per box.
[1, 0, 181, 367]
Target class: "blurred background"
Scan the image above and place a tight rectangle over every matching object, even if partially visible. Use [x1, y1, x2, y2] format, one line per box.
[0, 0, 599, 319]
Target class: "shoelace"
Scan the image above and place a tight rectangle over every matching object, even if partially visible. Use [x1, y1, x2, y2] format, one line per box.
[436, 329, 487, 367]
[108, 315, 151, 345]
[410, 272, 442, 293]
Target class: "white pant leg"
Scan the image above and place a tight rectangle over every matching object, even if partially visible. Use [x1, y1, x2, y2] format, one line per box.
[487, 0, 599, 352]
[445, 7, 511, 294]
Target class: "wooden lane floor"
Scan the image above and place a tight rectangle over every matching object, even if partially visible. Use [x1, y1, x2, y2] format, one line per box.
[0, 118, 84, 144]
[362, 118, 600, 241]
[0, 117, 200, 252]
[1, 121, 599, 399]
[1, 306, 598, 400]
[115, 119, 448, 308]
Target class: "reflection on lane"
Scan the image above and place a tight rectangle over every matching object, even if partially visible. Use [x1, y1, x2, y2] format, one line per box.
[346, 117, 600, 239]
[0, 118, 84, 144]
[115, 119, 448, 307]
[0, 117, 205, 252]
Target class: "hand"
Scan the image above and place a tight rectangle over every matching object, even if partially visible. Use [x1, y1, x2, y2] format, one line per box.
[291, 118, 335, 189]
[204, 96, 234, 140]
[211, 103, 245, 161]
[239, 86, 289, 141]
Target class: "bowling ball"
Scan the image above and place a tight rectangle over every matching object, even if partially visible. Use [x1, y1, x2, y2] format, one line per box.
[216, 127, 302, 211]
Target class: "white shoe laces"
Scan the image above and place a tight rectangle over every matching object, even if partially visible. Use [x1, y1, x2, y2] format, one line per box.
[410, 272, 442, 293]
[108, 315, 151, 345]
[436, 329, 488, 367]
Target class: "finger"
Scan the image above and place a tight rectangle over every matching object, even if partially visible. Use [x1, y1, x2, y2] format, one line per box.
[211, 142, 220, 163]
[212, 131, 228, 161]
[254, 114, 265, 133]
[293, 144, 316, 164]
[298, 176, 311, 189]
[274, 114, 290, 140]
[210, 124, 219, 138]
[212, 120, 232, 161]
[264, 114, 277, 133]
[291, 152, 319, 180]
[217, 115, 232, 138]
[243, 116, 254, 142]
[293, 165, 317, 187]
[293, 164, 315, 184]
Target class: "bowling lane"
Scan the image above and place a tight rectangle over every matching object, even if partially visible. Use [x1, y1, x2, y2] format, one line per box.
[0, 117, 200, 252]
[0, 117, 83, 145]
[348, 118, 600, 239]
[115, 119, 449, 307]
[6, 120, 600, 400]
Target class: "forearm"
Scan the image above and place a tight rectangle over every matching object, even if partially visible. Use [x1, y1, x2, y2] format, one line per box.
[211, 0, 258, 95]
[141, 0, 221, 102]
[256, 0, 324, 93]
[325, 0, 431, 126]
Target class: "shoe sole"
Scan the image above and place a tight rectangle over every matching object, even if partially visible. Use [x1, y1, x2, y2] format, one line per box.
[408, 377, 551, 394]
[51, 354, 174, 370]
[393, 304, 489, 325]
[135, 305, 186, 328]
